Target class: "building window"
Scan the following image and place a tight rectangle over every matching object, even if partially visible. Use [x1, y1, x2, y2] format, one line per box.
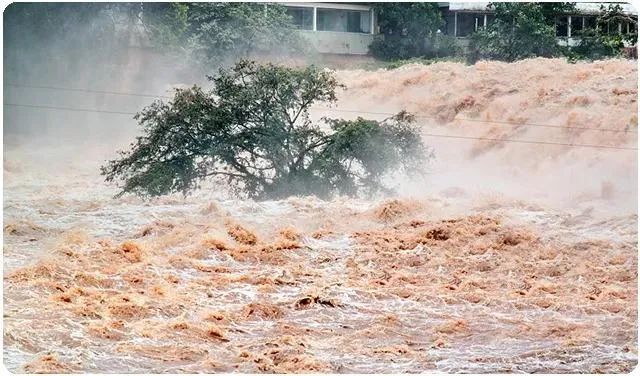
[556, 16, 569, 37]
[608, 21, 621, 35]
[572, 16, 584, 34]
[456, 13, 484, 37]
[485, 14, 496, 27]
[629, 16, 639, 34]
[286, 6, 313, 30]
[619, 17, 637, 35]
[444, 12, 455, 35]
[621, 20, 629, 34]
[457, 13, 473, 36]
[317, 8, 371, 33]
[584, 16, 597, 30]
[598, 18, 622, 35]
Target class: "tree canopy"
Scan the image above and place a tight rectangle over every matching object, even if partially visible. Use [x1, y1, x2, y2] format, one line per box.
[4, 2, 304, 80]
[141, 3, 304, 67]
[571, 4, 638, 60]
[468, 2, 564, 62]
[3, 3, 135, 81]
[369, 3, 460, 60]
[102, 61, 429, 200]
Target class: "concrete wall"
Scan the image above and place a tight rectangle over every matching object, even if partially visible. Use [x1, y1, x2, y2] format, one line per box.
[299, 30, 375, 55]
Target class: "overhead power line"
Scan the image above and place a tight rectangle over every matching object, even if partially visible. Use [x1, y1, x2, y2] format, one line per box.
[420, 132, 638, 151]
[3, 101, 636, 151]
[6, 82, 637, 134]
[5, 83, 173, 99]
[4, 103, 137, 115]
[313, 107, 638, 134]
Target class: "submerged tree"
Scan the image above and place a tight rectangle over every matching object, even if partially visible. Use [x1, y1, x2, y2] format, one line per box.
[101, 61, 428, 200]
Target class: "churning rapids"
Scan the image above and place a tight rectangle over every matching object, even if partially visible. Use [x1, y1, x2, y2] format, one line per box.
[3, 58, 638, 373]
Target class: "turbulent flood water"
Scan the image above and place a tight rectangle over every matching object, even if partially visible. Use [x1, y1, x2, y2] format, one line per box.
[3, 58, 638, 373]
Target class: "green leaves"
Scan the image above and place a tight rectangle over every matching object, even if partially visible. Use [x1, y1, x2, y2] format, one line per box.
[468, 2, 636, 62]
[374, 2, 443, 39]
[102, 61, 428, 200]
[369, 3, 448, 60]
[469, 3, 561, 62]
[322, 112, 428, 196]
[141, 3, 190, 49]
[4, 3, 130, 80]
[570, 4, 637, 60]
[142, 3, 305, 67]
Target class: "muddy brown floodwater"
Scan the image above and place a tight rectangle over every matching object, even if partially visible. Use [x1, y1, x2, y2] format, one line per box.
[3, 58, 638, 373]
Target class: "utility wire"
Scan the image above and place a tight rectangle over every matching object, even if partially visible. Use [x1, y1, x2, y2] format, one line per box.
[420, 132, 638, 151]
[6, 82, 637, 134]
[313, 107, 638, 134]
[446, 116, 636, 134]
[5, 83, 173, 99]
[4, 103, 137, 115]
[3, 101, 637, 151]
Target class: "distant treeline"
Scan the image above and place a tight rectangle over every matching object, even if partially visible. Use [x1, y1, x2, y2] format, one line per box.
[370, 2, 637, 63]
[4, 2, 637, 83]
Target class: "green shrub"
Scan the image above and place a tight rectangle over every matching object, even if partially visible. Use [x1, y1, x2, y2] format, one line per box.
[142, 3, 305, 67]
[381, 56, 466, 70]
[369, 3, 447, 60]
[569, 4, 637, 60]
[468, 3, 561, 63]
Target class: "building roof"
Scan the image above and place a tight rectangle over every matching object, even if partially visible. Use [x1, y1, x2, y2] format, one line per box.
[573, 2, 637, 14]
[280, 2, 373, 11]
[446, 2, 637, 15]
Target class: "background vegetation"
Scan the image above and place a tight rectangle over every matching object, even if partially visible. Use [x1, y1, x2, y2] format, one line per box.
[370, 2, 637, 65]
[569, 4, 639, 60]
[5, 2, 637, 76]
[4, 3, 136, 82]
[140, 2, 304, 67]
[369, 3, 462, 60]
[4, 2, 304, 82]
[467, 3, 563, 62]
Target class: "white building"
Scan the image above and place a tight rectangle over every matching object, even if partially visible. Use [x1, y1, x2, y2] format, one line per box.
[281, 2, 377, 55]
[280, 2, 637, 55]
[440, 2, 637, 45]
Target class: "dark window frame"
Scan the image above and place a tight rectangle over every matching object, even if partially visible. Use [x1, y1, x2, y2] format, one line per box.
[286, 6, 314, 31]
[316, 8, 371, 34]
[556, 15, 569, 37]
